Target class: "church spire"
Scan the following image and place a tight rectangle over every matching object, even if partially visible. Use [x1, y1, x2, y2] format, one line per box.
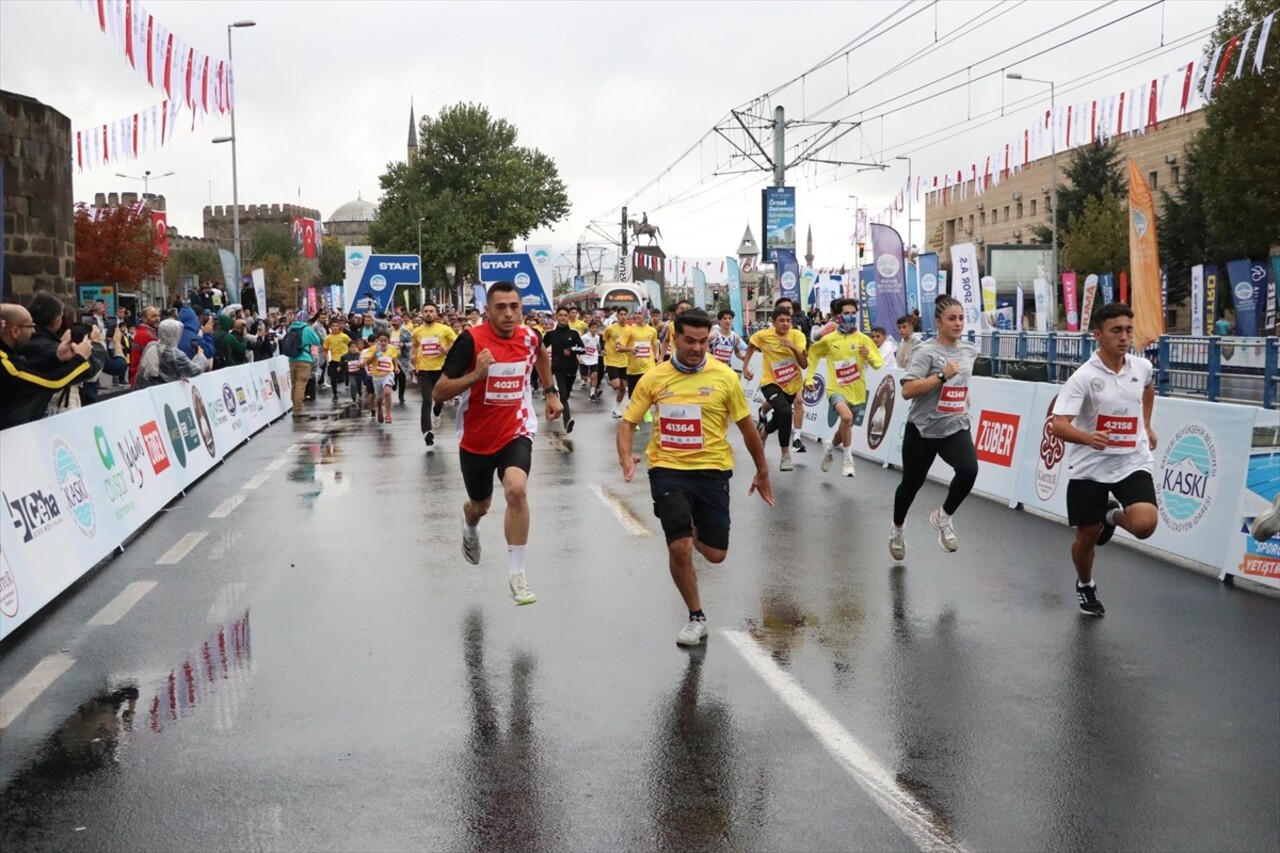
[407, 99, 418, 164]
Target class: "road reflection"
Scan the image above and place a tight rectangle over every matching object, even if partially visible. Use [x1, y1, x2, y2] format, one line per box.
[149, 610, 253, 734]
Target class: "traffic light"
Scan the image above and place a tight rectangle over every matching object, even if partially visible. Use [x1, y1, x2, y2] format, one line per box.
[747, 288, 755, 301]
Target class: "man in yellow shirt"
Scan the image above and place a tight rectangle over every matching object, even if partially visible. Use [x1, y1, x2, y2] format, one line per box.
[361, 329, 400, 424]
[743, 306, 809, 471]
[621, 310, 660, 399]
[567, 307, 589, 336]
[617, 308, 773, 647]
[659, 299, 692, 361]
[411, 301, 457, 449]
[804, 297, 883, 477]
[601, 308, 631, 418]
[322, 319, 352, 403]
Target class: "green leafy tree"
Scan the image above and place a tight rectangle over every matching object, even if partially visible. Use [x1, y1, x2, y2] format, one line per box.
[1030, 138, 1126, 249]
[248, 227, 305, 308]
[1061, 192, 1130, 279]
[318, 236, 345, 286]
[370, 102, 571, 297]
[1160, 0, 1279, 303]
[165, 247, 222, 285]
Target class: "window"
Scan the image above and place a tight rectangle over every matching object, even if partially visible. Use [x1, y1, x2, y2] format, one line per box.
[980, 211, 986, 226]
[1172, 165, 1181, 185]
[1030, 199, 1037, 216]
[1016, 202, 1023, 219]
[1149, 171, 1159, 190]
[1004, 206, 1011, 222]
[968, 214, 974, 232]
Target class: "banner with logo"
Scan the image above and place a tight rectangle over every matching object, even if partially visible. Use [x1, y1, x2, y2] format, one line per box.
[1062, 272, 1080, 332]
[1269, 257, 1280, 333]
[1128, 159, 1164, 348]
[949, 241, 981, 338]
[1100, 272, 1115, 306]
[858, 265, 873, 332]
[691, 266, 708, 311]
[906, 262, 919, 317]
[800, 269, 817, 313]
[870, 224, 907, 340]
[251, 268, 268, 317]
[218, 248, 239, 302]
[1033, 278, 1050, 332]
[477, 251, 551, 313]
[980, 275, 997, 313]
[1204, 263, 1219, 332]
[1220, 409, 1280, 589]
[761, 187, 796, 264]
[933, 376, 1037, 506]
[1251, 260, 1271, 333]
[1015, 282, 1025, 330]
[917, 253, 939, 334]
[1191, 265, 1206, 336]
[725, 259, 743, 335]
[76, 284, 117, 315]
[0, 358, 292, 640]
[1080, 273, 1099, 331]
[1226, 258, 1258, 335]
[775, 248, 800, 305]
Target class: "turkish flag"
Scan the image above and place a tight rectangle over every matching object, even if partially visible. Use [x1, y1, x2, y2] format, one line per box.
[151, 211, 170, 258]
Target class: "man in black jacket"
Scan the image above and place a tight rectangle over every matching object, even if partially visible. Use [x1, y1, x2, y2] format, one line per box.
[542, 307, 585, 434]
[0, 304, 100, 431]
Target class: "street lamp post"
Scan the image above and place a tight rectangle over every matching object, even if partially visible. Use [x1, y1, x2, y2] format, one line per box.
[418, 217, 426, 304]
[115, 169, 175, 199]
[895, 155, 912, 255]
[213, 20, 256, 294]
[1007, 72, 1057, 286]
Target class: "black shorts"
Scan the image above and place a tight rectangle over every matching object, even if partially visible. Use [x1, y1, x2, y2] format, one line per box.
[1066, 470, 1157, 527]
[606, 365, 627, 382]
[648, 467, 732, 550]
[578, 363, 592, 378]
[458, 437, 533, 503]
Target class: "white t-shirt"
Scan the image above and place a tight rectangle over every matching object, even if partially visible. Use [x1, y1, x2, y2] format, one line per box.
[878, 338, 898, 364]
[579, 332, 601, 365]
[1052, 352, 1155, 483]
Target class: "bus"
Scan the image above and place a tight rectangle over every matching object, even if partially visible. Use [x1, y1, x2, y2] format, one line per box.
[556, 282, 650, 315]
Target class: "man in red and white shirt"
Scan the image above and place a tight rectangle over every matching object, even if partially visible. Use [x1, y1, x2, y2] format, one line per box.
[1052, 302, 1159, 617]
[434, 282, 562, 606]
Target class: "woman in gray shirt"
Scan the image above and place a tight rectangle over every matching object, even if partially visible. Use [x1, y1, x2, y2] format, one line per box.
[889, 295, 979, 561]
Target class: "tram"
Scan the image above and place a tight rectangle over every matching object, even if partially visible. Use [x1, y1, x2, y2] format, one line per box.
[556, 282, 650, 314]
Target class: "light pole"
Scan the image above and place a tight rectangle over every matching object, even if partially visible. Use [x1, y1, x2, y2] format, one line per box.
[213, 19, 256, 292]
[894, 155, 912, 255]
[115, 169, 175, 199]
[418, 217, 426, 304]
[1007, 72, 1057, 286]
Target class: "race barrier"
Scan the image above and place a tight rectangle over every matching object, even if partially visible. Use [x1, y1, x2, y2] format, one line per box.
[0, 357, 294, 641]
[761, 352, 1280, 591]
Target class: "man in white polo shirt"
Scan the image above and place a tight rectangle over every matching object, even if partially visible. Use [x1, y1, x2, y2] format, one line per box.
[1051, 303, 1158, 617]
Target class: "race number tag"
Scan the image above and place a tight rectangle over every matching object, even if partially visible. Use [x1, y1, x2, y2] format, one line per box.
[658, 404, 704, 451]
[484, 362, 527, 406]
[347, 360, 361, 373]
[376, 356, 394, 374]
[771, 358, 799, 386]
[834, 358, 861, 386]
[936, 384, 968, 414]
[1096, 414, 1139, 448]
[634, 342, 653, 361]
[712, 341, 733, 364]
[584, 346, 597, 359]
[419, 336, 442, 358]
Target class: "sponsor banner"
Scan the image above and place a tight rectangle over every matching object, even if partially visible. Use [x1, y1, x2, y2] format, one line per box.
[796, 360, 904, 467]
[251, 268, 268, 317]
[477, 251, 551, 313]
[775, 248, 801, 304]
[1127, 159, 1163, 348]
[77, 283, 117, 315]
[691, 266, 708, 312]
[917, 253, 939, 334]
[1221, 409, 1280, 589]
[980, 275, 997, 312]
[948, 241, 981, 337]
[798, 360, 839, 445]
[927, 376, 1035, 506]
[219, 248, 239, 302]
[1015, 281, 1025, 331]
[800, 269, 817, 313]
[726, 259, 743, 336]
[1062, 272, 1080, 332]
[1099, 272, 1115, 306]
[1191, 264, 1205, 336]
[859, 265, 874, 333]
[761, 186, 796, 264]
[1227, 258, 1258, 335]
[1269, 257, 1280, 333]
[348, 253, 421, 316]
[0, 358, 291, 639]
[1251, 260, 1271, 333]
[1080, 274, 1099, 331]
[1033, 277, 1050, 333]
[871, 225, 907, 340]
[1204, 264, 1219, 331]
[906, 262, 919, 317]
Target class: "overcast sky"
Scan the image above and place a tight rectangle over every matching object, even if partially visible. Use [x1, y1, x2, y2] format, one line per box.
[1, 0, 1227, 277]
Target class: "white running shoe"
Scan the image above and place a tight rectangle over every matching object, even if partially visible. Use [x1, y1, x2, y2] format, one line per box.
[676, 618, 708, 646]
[842, 456, 856, 478]
[779, 454, 794, 472]
[508, 573, 538, 605]
[1250, 494, 1280, 542]
[889, 526, 906, 561]
[462, 527, 481, 565]
[821, 442, 834, 473]
[611, 407, 622, 419]
[930, 508, 958, 552]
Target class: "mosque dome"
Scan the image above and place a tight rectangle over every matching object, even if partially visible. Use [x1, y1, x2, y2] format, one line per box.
[328, 194, 377, 223]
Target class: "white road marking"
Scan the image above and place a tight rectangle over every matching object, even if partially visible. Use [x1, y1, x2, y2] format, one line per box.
[208, 494, 246, 518]
[207, 531, 242, 560]
[156, 531, 209, 565]
[87, 581, 158, 626]
[588, 483, 652, 537]
[242, 473, 271, 490]
[0, 654, 76, 729]
[207, 582, 247, 622]
[722, 629, 968, 853]
[265, 458, 287, 472]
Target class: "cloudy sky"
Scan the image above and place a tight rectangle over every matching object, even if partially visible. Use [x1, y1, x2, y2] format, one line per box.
[1, 0, 1227, 278]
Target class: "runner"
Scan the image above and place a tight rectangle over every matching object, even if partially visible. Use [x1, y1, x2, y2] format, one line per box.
[434, 281, 562, 606]
[621, 309, 660, 401]
[580, 319, 603, 401]
[660, 299, 692, 361]
[776, 298, 810, 453]
[390, 314, 414, 405]
[1050, 303, 1159, 616]
[804, 297, 882, 477]
[743, 306, 808, 471]
[616, 308, 773, 646]
[361, 329, 400, 424]
[322, 318, 352, 403]
[890, 295, 979, 561]
[601, 308, 632, 417]
[542, 307, 585, 434]
[412, 302, 457, 450]
[709, 309, 746, 371]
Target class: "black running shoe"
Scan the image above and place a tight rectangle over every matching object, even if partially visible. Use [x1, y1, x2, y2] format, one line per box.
[424, 431, 435, 447]
[792, 437, 806, 453]
[1096, 498, 1122, 547]
[1076, 583, 1105, 616]
[433, 402, 443, 417]
[565, 419, 575, 434]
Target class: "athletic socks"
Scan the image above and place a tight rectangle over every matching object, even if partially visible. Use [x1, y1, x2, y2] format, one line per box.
[508, 545, 527, 577]
[463, 520, 479, 538]
[688, 609, 705, 622]
[1106, 507, 1124, 526]
[1077, 580, 1096, 589]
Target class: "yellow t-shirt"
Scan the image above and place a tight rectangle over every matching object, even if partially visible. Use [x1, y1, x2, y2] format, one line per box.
[411, 322, 457, 372]
[624, 359, 750, 471]
[804, 330, 883, 405]
[624, 325, 660, 375]
[569, 319, 588, 335]
[602, 323, 630, 368]
[323, 332, 351, 360]
[748, 327, 808, 394]
[362, 345, 400, 377]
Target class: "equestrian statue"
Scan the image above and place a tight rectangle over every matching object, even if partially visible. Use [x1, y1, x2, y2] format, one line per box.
[628, 213, 662, 246]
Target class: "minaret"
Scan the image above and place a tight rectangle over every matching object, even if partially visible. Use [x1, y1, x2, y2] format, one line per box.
[407, 100, 418, 164]
[805, 224, 814, 267]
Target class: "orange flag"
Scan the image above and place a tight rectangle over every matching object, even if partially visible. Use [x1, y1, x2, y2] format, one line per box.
[1128, 158, 1164, 349]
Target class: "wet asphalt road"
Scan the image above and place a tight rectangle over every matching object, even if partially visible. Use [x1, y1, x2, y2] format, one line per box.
[1, 384, 1277, 853]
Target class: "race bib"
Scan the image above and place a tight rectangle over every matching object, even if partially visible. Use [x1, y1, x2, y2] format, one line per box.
[1096, 414, 1139, 448]
[936, 384, 968, 414]
[834, 358, 861, 386]
[419, 337, 442, 359]
[634, 342, 653, 361]
[658, 404, 704, 451]
[484, 362, 527, 406]
[347, 360, 361, 373]
[711, 340, 733, 363]
[584, 346, 597, 359]
[376, 356, 394, 374]
[772, 358, 799, 386]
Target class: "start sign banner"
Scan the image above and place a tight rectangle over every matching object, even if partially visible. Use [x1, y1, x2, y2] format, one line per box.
[478, 251, 554, 312]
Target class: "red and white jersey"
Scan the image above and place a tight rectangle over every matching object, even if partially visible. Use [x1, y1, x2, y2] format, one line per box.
[456, 323, 540, 455]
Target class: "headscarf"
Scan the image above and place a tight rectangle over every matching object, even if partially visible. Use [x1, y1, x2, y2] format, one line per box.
[138, 318, 183, 381]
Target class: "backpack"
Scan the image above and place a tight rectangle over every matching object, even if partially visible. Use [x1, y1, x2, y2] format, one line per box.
[280, 326, 304, 358]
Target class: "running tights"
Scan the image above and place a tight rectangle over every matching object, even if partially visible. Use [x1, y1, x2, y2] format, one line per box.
[760, 384, 794, 447]
[893, 422, 978, 525]
[555, 370, 577, 426]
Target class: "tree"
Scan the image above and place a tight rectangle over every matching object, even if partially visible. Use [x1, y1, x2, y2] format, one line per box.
[73, 202, 164, 287]
[369, 102, 571, 297]
[248, 226, 305, 308]
[317, 235, 345, 286]
[1160, 0, 1279, 289]
[249, 227, 298, 264]
[1060, 192, 1130, 278]
[165, 247, 222, 286]
[1030, 138, 1126, 248]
